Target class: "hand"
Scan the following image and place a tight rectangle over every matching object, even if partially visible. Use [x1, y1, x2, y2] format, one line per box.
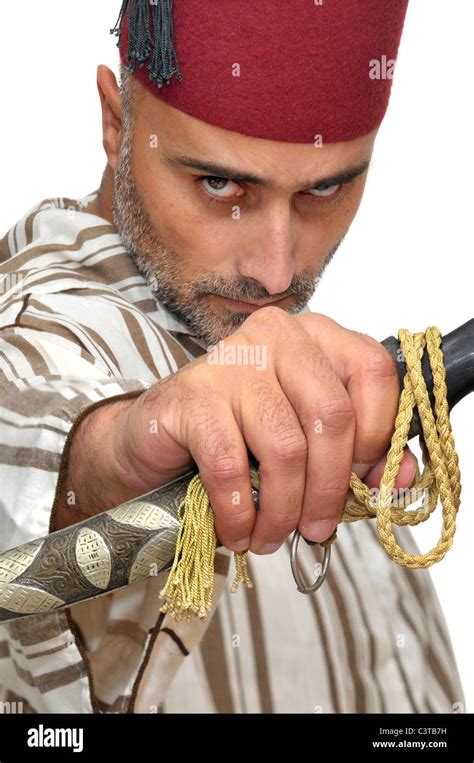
[111, 308, 416, 554]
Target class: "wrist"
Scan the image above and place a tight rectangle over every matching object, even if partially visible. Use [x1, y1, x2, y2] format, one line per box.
[90, 398, 142, 507]
[52, 398, 137, 531]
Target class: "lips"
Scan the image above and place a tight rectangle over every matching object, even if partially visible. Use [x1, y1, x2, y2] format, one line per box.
[217, 295, 288, 312]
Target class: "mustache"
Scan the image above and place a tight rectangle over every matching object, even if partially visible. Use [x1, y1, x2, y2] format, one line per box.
[190, 240, 343, 304]
[192, 273, 316, 303]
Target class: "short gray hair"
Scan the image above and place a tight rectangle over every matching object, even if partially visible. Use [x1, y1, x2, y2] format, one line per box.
[119, 63, 140, 131]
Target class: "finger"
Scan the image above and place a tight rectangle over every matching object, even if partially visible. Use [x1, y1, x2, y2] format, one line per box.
[185, 397, 256, 552]
[363, 446, 417, 489]
[352, 462, 374, 479]
[275, 335, 356, 543]
[298, 315, 400, 465]
[240, 379, 306, 554]
[346, 335, 401, 464]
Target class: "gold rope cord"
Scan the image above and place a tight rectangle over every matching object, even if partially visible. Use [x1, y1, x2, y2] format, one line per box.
[160, 326, 462, 621]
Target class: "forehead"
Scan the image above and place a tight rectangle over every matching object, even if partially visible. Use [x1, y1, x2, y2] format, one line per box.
[135, 81, 377, 185]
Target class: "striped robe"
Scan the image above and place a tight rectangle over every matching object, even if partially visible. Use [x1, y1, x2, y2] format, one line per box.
[0, 193, 465, 714]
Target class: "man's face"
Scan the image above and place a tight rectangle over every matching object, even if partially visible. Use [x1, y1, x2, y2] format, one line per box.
[112, 78, 377, 346]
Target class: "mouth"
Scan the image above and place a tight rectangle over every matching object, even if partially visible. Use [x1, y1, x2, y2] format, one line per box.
[212, 295, 289, 313]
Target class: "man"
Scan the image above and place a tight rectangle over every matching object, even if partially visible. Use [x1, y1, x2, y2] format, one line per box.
[0, 0, 464, 713]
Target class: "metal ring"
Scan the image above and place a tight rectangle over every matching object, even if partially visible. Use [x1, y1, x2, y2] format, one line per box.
[290, 529, 331, 594]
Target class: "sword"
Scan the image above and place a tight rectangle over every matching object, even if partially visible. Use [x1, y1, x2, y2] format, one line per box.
[0, 319, 472, 622]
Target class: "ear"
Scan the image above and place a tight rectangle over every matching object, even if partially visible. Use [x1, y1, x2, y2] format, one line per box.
[97, 65, 123, 171]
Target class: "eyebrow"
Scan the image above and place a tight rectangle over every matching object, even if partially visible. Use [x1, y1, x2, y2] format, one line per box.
[164, 153, 371, 191]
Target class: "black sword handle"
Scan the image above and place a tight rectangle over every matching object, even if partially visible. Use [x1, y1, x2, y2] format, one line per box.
[380, 318, 474, 439]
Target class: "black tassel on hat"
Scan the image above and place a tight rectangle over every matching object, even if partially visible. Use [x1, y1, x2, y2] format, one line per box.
[110, 0, 183, 89]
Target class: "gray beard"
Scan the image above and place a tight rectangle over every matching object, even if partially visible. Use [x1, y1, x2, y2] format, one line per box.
[112, 126, 341, 345]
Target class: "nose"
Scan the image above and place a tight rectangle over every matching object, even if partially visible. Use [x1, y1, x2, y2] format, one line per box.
[237, 206, 296, 296]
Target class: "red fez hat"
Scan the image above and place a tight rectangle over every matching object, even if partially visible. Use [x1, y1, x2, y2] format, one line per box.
[111, 0, 409, 144]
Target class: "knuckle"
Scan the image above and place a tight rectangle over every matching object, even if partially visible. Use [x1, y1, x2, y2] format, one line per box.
[364, 345, 397, 380]
[300, 312, 339, 330]
[355, 436, 392, 466]
[314, 484, 348, 500]
[270, 512, 299, 535]
[252, 381, 300, 435]
[204, 455, 246, 485]
[185, 361, 218, 392]
[224, 505, 254, 525]
[255, 305, 288, 322]
[245, 305, 289, 332]
[218, 507, 254, 536]
[270, 430, 308, 462]
[215, 503, 255, 547]
[161, 365, 217, 412]
[311, 485, 348, 516]
[359, 423, 394, 441]
[319, 397, 355, 433]
[188, 414, 230, 458]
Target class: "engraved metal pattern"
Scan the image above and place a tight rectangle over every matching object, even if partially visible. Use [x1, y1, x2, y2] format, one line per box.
[22, 531, 105, 602]
[109, 501, 180, 532]
[0, 540, 43, 583]
[0, 583, 64, 614]
[129, 528, 178, 584]
[0, 470, 196, 623]
[75, 528, 111, 590]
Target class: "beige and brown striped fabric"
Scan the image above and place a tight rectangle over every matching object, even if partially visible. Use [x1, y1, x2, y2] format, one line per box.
[0, 193, 465, 713]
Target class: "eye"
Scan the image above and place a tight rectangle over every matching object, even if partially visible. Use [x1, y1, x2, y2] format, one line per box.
[307, 183, 342, 198]
[199, 176, 244, 199]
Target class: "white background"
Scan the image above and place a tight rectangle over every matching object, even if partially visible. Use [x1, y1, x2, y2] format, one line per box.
[0, 1, 473, 710]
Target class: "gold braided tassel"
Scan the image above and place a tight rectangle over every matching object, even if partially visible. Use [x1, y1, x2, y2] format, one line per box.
[160, 469, 259, 621]
[160, 326, 462, 620]
[342, 326, 462, 567]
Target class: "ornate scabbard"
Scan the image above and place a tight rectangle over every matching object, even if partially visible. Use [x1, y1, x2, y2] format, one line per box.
[0, 470, 196, 622]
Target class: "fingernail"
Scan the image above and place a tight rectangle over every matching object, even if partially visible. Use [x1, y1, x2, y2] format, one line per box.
[252, 542, 281, 555]
[352, 463, 375, 478]
[301, 519, 337, 543]
[231, 538, 251, 552]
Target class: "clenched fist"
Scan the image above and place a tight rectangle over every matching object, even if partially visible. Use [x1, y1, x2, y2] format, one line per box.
[89, 308, 416, 554]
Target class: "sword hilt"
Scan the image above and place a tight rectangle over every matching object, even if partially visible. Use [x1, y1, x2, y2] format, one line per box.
[381, 318, 474, 439]
[0, 319, 472, 622]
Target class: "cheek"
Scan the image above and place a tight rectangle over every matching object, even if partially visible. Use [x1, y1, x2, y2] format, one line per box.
[137, 174, 228, 270]
[344, 180, 367, 220]
[323, 185, 366, 240]
[295, 192, 364, 268]
[132, 157, 198, 246]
